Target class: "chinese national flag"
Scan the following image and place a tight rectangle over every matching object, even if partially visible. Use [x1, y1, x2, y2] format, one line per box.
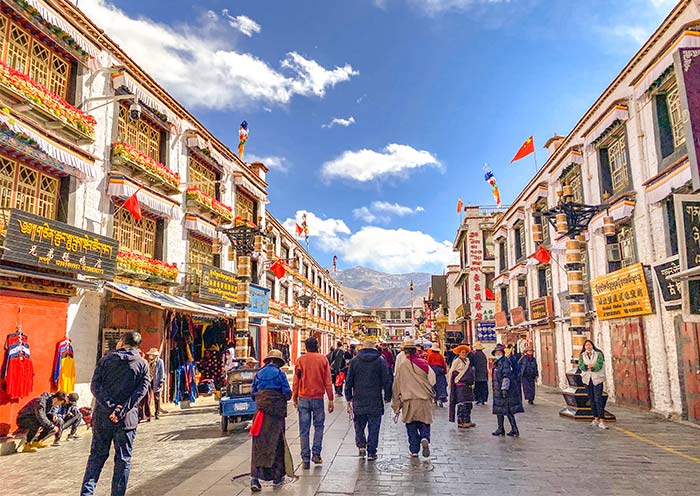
[270, 260, 286, 279]
[295, 223, 303, 236]
[533, 245, 551, 264]
[485, 287, 495, 300]
[511, 136, 535, 163]
[123, 192, 141, 221]
[456, 198, 463, 214]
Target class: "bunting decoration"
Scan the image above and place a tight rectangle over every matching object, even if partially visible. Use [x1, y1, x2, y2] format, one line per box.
[483, 166, 502, 207]
[302, 213, 309, 241]
[238, 120, 249, 158]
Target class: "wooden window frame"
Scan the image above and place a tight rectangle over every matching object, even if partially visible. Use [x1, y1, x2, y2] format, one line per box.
[113, 208, 157, 258]
[117, 105, 163, 163]
[188, 155, 218, 199]
[188, 234, 214, 274]
[0, 156, 59, 220]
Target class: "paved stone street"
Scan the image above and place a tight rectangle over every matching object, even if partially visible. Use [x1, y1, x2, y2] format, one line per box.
[2, 388, 700, 496]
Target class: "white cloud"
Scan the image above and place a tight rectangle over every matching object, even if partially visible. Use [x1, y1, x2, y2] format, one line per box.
[321, 144, 440, 182]
[282, 210, 455, 273]
[606, 24, 649, 45]
[246, 154, 288, 173]
[322, 116, 356, 128]
[393, 0, 510, 15]
[353, 201, 424, 224]
[78, 1, 358, 110]
[222, 10, 261, 37]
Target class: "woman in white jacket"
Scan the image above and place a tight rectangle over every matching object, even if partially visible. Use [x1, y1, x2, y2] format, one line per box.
[578, 339, 608, 430]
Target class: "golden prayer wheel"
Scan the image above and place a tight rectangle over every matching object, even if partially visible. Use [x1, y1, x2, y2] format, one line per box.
[603, 216, 616, 236]
[237, 282, 250, 306]
[236, 310, 250, 332]
[237, 256, 252, 279]
[234, 335, 248, 357]
[212, 238, 222, 255]
[570, 301, 587, 328]
[228, 247, 236, 262]
[266, 243, 275, 259]
[571, 333, 590, 360]
[563, 184, 573, 199]
[565, 240, 581, 264]
[532, 223, 543, 243]
[254, 235, 265, 253]
[556, 213, 568, 234]
[568, 270, 584, 296]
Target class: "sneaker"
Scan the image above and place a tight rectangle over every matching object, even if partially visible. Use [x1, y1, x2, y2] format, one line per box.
[311, 455, 323, 465]
[52, 440, 61, 447]
[22, 444, 37, 453]
[420, 438, 430, 457]
[67, 434, 81, 440]
[250, 478, 262, 492]
[598, 421, 609, 430]
[591, 419, 599, 427]
[366, 454, 377, 461]
[358, 448, 366, 457]
[302, 461, 310, 470]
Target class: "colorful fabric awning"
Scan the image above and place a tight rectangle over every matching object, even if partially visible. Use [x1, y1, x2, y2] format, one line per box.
[584, 104, 629, 147]
[549, 147, 583, 183]
[589, 199, 636, 232]
[107, 175, 182, 220]
[105, 281, 221, 316]
[184, 214, 230, 245]
[645, 161, 692, 204]
[0, 113, 95, 180]
[234, 173, 267, 202]
[23, 0, 99, 57]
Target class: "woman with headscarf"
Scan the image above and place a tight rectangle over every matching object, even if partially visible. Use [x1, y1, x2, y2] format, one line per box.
[427, 343, 448, 407]
[518, 347, 539, 405]
[250, 350, 294, 492]
[578, 339, 609, 430]
[448, 344, 476, 428]
[491, 344, 523, 437]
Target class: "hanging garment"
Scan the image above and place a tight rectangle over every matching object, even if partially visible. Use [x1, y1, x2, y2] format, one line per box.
[53, 338, 76, 393]
[2, 331, 35, 400]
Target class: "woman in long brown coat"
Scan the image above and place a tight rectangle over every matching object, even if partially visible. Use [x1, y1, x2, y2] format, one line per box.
[448, 345, 476, 428]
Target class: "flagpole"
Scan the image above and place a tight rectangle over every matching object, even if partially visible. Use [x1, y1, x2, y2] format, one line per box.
[533, 147, 539, 174]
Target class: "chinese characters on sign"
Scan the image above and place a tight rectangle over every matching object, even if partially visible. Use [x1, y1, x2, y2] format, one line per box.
[468, 231, 490, 321]
[200, 264, 239, 304]
[590, 263, 654, 321]
[2, 209, 118, 280]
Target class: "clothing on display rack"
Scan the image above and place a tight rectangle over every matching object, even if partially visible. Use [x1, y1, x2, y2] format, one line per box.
[53, 337, 76, 393]
[169, 315, 198, 405]
[2, 329, 35, 400]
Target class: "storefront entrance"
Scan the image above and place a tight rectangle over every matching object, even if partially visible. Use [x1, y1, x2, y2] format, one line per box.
[539, 331, 557, 387]
[676, 318, 700, 423]
[611, 320, 651, 410]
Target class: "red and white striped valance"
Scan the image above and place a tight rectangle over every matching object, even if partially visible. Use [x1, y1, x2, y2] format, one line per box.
[107, 175, 181, 220]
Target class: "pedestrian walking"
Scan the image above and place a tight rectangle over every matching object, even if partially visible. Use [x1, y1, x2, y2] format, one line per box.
[391, 338, 436, 458]
[80, 331, 150, 496]
[380, 341, 395, 370]
[250, 349, 294, 492]
[427, 343, 448, 407]
[345, 338, 392, 460]
[448, 344, 476, 428]
[16, 391, 68, 452]
[578, 339, 609, 430]
[329, 341, 346, 396]
[292, 337, 334, 469]
[146, 348, 166, 419]
[472, 342, 489, 405]
[491, 343, 523, 437]
[518, 347, 539, 405]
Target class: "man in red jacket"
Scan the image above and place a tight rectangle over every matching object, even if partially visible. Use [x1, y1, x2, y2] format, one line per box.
[293, 337, 334, 469]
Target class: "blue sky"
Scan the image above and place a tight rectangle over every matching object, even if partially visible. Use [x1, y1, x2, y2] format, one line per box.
[82, 0, 676, 273]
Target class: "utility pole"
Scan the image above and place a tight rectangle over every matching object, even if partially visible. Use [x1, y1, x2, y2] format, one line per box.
[410, 279, 415, 338]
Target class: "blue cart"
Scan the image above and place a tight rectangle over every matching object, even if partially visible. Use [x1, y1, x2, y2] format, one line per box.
[220, 367, 258, 433]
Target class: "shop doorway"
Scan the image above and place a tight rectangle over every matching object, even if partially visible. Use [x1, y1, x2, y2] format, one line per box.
[539, 331, 557, 387]
[676, 318, 700, 423]
[611, 320, 651, 410]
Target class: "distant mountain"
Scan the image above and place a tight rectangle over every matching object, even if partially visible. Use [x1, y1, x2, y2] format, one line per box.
[335, 266, 431, 308]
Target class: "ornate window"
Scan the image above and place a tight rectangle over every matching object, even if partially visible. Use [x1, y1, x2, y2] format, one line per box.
[0, 157, 58, 220]
[118, 105, 162, 162]
[561, 165, 584, 203]
[113, 208, 156, 257]
[235, 192, 256, 224]
[6, 24, 29, 73]
[29, 43, 50, 88]
[618, 224, 636, 268]
[188, 235, 213, 273]
[667, 85, 686, 150]
[607, 134, 629, 193]
[188, 156, 217, 198]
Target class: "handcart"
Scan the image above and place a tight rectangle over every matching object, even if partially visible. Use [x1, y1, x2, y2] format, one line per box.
[219, 363, 258, 433]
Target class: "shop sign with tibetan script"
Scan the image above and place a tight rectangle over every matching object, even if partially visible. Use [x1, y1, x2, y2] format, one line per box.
[2, 209, 118, 280]
[674, 193, 700, 319]
[200, 264, 238, 304]
[652, 257, 682, 308]
[590, 263, 653, 321]
[529, 296, 554, 322]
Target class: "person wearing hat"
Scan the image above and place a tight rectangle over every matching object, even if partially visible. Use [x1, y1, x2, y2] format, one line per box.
[518, 347, 539, 405]
[447, 345, 476, 428]
[491, 343, 523, 437]
[427, 343, 448, 407]
[472, 342, 489, 406]
[145, 348, 166, 419]
[250, 349, 293, 491]
[391, 338, 436, 458]
[345, 337, 392, 460]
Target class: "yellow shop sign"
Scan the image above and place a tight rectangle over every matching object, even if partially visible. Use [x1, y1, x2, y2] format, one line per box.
[590, 263, 653, 321]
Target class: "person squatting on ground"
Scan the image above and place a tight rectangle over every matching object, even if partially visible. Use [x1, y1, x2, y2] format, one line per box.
[518, 347, 539, 405]
[579, 339, 609, 430]
[47, 392, 82, 446]
[448, 344, 476, 429]
[80, 331, 150, 496]
[249, 349, 294, 492]
[471, 342, 489, 405]
[345, 337, 392, 461]
[292, 337, 334, 469]
[491, 344, 523, 438]
[392, 338, 436, 458]
[16, 390, 68, 452]
[427, 343, 448, 407]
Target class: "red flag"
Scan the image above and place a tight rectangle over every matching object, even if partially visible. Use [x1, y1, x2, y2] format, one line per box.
[533, 245, 551, 264]
[295, 223, 303, 236]
[485, 287, 495, 300]
[511, 136, 535, 163]
[270, 260, 286, 279]
[123, 192, 141, 221]
[456, 198, 463, 214]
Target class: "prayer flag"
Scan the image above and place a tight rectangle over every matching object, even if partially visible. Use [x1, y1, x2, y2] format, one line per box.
[238, 120, 249, 158]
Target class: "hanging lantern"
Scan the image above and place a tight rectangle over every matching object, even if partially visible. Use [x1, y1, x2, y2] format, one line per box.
[237, 255, 252, 279]
[565, 239, 581, 265]
[532, 223, 543, 243]
[556, 213, 568, 234]
[570, 301, 587, 328]
[237, 282, 251, 306]
[603, 216, 616, 237]
[254, 235, 265, 253]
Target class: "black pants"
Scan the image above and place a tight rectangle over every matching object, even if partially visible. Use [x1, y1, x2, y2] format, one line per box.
[17, 416, 44, 443]
[474, 381, 489, 404]
[353, 414, 382, 456]
[587, 381, 605, 419]
[497, 413, 518, 431]
[153, 389, 162, 417]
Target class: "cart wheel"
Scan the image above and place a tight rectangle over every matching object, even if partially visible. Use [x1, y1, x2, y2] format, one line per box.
[221, 416, 229, 433]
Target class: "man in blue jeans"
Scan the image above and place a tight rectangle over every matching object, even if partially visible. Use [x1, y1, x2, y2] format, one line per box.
[292, 337, 334, 469]
[80, 331, 150, 496]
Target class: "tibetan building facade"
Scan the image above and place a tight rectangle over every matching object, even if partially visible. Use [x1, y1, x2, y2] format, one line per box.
[487, 0, 700, 422]
[0, 0, 346, 435]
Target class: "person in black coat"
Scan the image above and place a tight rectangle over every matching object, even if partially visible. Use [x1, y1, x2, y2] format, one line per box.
[329, 341, 347, 395]
[471, 342, 489, 405]
[80, 331, 150, 496]
[518, 348, 539, 405]
[491, 344, 524, 437]
[345, 338, 392, 460]
[16, 391, 68, 451]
